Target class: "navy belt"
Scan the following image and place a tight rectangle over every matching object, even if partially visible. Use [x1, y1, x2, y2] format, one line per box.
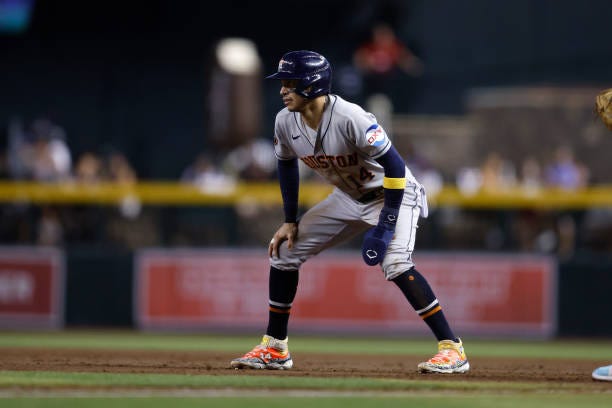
[356, 187, 385, 204]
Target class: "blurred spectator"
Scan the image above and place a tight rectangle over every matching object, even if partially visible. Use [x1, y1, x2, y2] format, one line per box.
[74, 151, 104, 184]
[542, 146, 589, 258]
[6, 117, 73, 247]
[103, 151, 141, 219]
[351, 22, 424, 130]
[7, 116, 72, 182]
[182, 152, 237, 194]
[544, 145, 589, 190]
[105, 151, 137, 185]
[513, 157, 546, 252]
[61, 149, 140, 247]
[173, 152, 239, 247]
[61, 151, 106, 245]
[479, 152, 517, 192]
[30, 118, 72, 182]
[404, 142, 443, 197]
[352, 21, 424, 117]
[456, 152, 516, 195]
[455, 152, 518, 251]
[222, 138, 276, 181]
[100, 150, 160, 249]
[353, 22, 424, 97]
[455, 166, 482, 196]
[519, 156, 543, 195]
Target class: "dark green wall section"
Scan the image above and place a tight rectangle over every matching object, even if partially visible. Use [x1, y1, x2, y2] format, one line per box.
[65, 248, 134, 327]
[557, 254, 612, 337]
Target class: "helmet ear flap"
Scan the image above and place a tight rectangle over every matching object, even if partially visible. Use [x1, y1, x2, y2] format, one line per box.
[298, 85, 314, 98]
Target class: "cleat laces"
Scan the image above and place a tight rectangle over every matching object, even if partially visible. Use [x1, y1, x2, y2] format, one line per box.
[428, 347, 458, 365]
[238, 336, 288, 362]
[242, 345, 273, 362]
[425, 340, 465, 367]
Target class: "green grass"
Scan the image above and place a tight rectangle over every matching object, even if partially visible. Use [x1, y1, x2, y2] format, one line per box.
[1, 396, 612, 408]
[0, 370, 586, 392]
[0, 330, 611, 360]
[0, 370, 611, 407]
[1, 330, 611, 407]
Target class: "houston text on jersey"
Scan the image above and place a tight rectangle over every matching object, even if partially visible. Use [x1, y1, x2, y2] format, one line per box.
[300, 153, 359, 169]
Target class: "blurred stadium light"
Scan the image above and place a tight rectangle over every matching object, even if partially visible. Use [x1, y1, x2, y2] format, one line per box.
[207, 37, 263, 151]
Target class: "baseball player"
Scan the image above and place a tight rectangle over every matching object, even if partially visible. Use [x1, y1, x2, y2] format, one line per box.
[230, 50, 469, 374]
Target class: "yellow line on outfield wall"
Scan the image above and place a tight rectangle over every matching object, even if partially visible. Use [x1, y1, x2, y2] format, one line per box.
[0, 181, 610, 209]
[0, 181, 331, 207]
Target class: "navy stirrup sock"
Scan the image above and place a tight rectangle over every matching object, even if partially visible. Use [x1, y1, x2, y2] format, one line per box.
[266, 266, 299, 340]
[392, 268, 457, 342]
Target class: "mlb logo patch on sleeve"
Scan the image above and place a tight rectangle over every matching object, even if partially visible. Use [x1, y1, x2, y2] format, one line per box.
[365, 124, 387, 147]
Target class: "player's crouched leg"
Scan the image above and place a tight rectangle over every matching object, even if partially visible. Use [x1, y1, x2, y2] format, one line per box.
[230, 244, 302, 370]
[380, 247, 413, 282]
[381, 259, 470, 374]
[270, 239, 306, 272]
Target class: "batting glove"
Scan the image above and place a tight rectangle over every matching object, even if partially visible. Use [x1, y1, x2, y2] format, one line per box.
[361, 206, 399, 266]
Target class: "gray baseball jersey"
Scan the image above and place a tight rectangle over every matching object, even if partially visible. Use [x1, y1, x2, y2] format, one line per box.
[273, 94, 422, 201]
[271, 94, 428, 280]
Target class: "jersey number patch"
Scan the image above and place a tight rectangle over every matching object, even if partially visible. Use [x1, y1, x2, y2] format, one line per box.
[348, 167, 375, 189]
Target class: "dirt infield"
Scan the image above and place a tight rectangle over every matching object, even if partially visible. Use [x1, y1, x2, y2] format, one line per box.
[0, 347, 604, 390]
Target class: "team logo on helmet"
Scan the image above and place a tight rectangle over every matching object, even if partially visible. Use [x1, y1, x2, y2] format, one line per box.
[365, 124, 387, 147]
[278, 59, 294, 73]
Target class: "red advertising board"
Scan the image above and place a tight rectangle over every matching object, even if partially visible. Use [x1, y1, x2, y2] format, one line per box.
[0, 246, 65, 328]
[135, 249, 557, 338]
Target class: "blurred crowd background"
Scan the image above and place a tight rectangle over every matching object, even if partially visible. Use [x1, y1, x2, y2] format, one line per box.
[1, 1, 612, 259]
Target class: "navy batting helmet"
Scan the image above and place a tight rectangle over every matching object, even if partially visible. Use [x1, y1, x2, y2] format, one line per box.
[266, 50, 332, 98]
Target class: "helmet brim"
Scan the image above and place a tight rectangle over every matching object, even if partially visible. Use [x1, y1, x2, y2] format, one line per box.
[265, 72, 300, 80]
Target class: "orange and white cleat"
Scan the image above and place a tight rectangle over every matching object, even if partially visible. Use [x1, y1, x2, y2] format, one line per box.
[230, 335, 293, 370]
[418, 338, 470, 374]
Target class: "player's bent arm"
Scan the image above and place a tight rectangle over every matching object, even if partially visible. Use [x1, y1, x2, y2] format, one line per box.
[361, 146, 406, 266]
[277, 158, 299, 223]
[376, 146, 406, 212]
[269, 158, 300, 258]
